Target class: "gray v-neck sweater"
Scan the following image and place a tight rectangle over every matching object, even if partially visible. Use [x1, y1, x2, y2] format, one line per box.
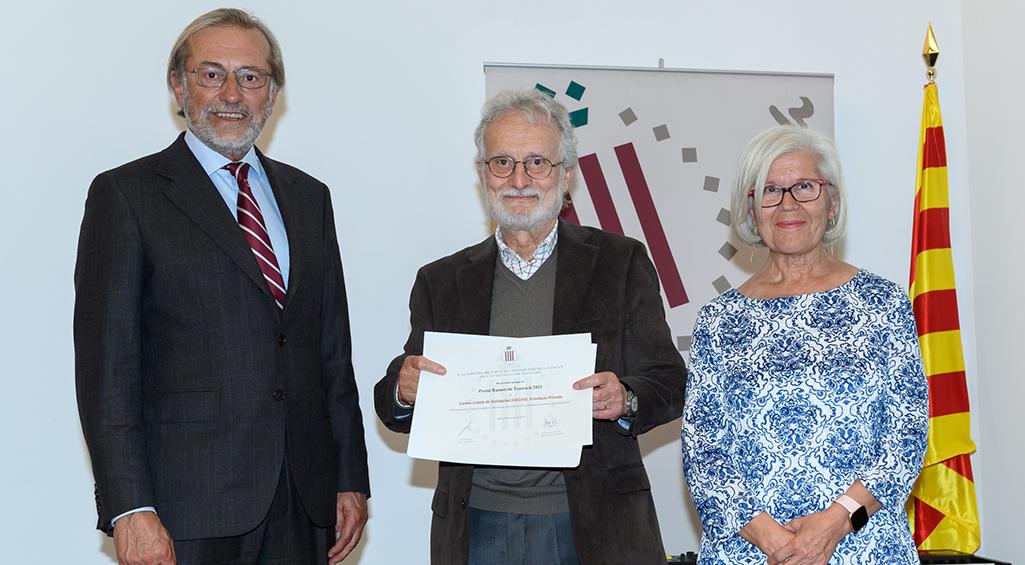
[468, 249, 570, 515]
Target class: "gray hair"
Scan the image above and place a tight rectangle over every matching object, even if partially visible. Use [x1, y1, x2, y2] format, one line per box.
[474, 89, 578, 170]
[730, 125, 848, 247]
[167, 8, 285, 115]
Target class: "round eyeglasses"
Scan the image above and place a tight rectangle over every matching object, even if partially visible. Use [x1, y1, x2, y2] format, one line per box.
[483, 156, 563, 180]
[187, 64, 272, 89]
[749, 179, 829, 208]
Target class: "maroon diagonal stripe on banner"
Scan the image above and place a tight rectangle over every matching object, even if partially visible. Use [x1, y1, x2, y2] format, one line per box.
[923, 126, 947, 169]
[913, 289, 961, 335]
[560, 192, 581, 225]
[913, 497, 946, 545]
[928, 371, 971, 418]
[614, 143, 689, 308]
[578, 153, 624, 234]
[913, 207, 951, 253]
[942, 452, 974, 481]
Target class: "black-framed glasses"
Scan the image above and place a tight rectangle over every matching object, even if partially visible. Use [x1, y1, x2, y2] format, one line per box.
[749, 179, 829, 208]
[483, 155, 562, 179]
[187, 64, 272, 89]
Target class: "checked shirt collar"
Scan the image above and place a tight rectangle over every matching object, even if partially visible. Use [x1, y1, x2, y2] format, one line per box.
[495, 223, 558, 280]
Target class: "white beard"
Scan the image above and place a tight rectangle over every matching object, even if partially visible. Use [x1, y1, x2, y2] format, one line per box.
[485, 178, 566, 231]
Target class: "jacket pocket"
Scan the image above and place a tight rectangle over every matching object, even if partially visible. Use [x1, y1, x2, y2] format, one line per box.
[610, 464, 652, 494]
[145, 389, 220, 423]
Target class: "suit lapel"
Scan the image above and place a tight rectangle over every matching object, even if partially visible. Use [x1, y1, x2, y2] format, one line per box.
[553, 220, 599, 335]
[456, 237, 498, 335]
[258, 151, 303, 312]
[157, 134, 275, 304]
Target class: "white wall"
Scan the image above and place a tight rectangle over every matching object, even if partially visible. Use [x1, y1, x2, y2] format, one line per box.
[961, 2, 1025, 562]
[2, 0, 1007, 562]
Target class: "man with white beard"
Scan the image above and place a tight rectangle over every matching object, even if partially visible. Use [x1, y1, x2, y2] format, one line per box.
[75, 9, 369, 564]
[375, 89, 687, 565]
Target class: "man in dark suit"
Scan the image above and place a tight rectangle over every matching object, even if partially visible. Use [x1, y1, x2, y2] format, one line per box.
[75, 9, 369, 564]
[374, 89, 687, 565]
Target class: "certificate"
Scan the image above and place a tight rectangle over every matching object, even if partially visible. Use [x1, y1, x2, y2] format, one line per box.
[407, 331, 595, 467]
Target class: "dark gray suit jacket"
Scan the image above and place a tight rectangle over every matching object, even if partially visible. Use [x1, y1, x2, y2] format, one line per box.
[75, 133, 369, 540]
[374, 220, 686, 565]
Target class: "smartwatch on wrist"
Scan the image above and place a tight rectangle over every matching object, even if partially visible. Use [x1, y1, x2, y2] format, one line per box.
[835, 494, 868, 532]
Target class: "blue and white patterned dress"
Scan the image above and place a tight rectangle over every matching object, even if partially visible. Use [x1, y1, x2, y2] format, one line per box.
[682, 270, 928, 564]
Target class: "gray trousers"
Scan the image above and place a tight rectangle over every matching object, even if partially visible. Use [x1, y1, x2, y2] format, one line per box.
[468, 507, 579, 565]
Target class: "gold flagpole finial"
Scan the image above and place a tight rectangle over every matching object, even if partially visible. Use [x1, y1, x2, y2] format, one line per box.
[923, 23, 940, 83]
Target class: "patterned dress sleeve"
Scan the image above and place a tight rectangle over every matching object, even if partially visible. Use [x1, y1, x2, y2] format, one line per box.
[857, 286, 929, 510]
[682, 303, 764, 542]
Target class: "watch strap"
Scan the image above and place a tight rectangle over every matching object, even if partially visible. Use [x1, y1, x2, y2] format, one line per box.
[834, 495, 860, 514]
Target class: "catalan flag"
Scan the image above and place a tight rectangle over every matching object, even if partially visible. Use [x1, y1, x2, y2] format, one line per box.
[906, 82, 980, 553]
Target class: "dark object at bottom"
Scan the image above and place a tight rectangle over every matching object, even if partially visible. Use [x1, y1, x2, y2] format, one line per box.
[919, 553, 1012, 565]
[668, 552, 1011, 564]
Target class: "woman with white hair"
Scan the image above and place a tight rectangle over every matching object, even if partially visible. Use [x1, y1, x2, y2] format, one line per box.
[681, 125, 928, 564]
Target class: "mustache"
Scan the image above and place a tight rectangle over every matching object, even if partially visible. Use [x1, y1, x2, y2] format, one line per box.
[496, 188, 544, 199]
[204, 103, 251, 118]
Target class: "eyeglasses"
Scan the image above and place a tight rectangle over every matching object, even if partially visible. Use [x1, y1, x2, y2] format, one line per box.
[483, 156, 563, 180]
[749, 179, 829, 208]
[187, 64, 272, 89]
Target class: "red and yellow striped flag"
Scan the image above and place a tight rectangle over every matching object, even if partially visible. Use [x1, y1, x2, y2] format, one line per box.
[906, 82, 980, 553]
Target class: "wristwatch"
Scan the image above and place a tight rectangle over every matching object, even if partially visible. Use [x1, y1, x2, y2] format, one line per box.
[624, 389, 638, 417]
[835, 495, 868, 532]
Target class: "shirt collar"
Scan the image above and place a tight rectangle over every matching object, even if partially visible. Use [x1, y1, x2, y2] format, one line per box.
[184, 130, 266, 181]
[495, 222, 559, 279]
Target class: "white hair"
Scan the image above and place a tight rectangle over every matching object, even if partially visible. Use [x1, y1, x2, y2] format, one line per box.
[474, 89, 578, 169]
[730, 125, 848, 247]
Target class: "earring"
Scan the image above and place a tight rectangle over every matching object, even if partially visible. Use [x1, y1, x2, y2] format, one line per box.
[827, 216, 836, 255]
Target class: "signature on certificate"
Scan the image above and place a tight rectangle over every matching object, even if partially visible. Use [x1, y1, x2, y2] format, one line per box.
[458, 420, 475, 438]
[543, 414, 559, 429]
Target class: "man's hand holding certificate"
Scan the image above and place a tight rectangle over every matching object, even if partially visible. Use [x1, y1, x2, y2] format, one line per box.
[407, 332, 600, 467]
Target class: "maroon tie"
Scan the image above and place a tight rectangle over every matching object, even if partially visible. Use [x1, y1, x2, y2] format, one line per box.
[224, 162, 287, 309]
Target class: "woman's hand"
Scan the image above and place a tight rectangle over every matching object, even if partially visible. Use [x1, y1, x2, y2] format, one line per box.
[740, 512, 796, 559]
[768, 503, 850, 565]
